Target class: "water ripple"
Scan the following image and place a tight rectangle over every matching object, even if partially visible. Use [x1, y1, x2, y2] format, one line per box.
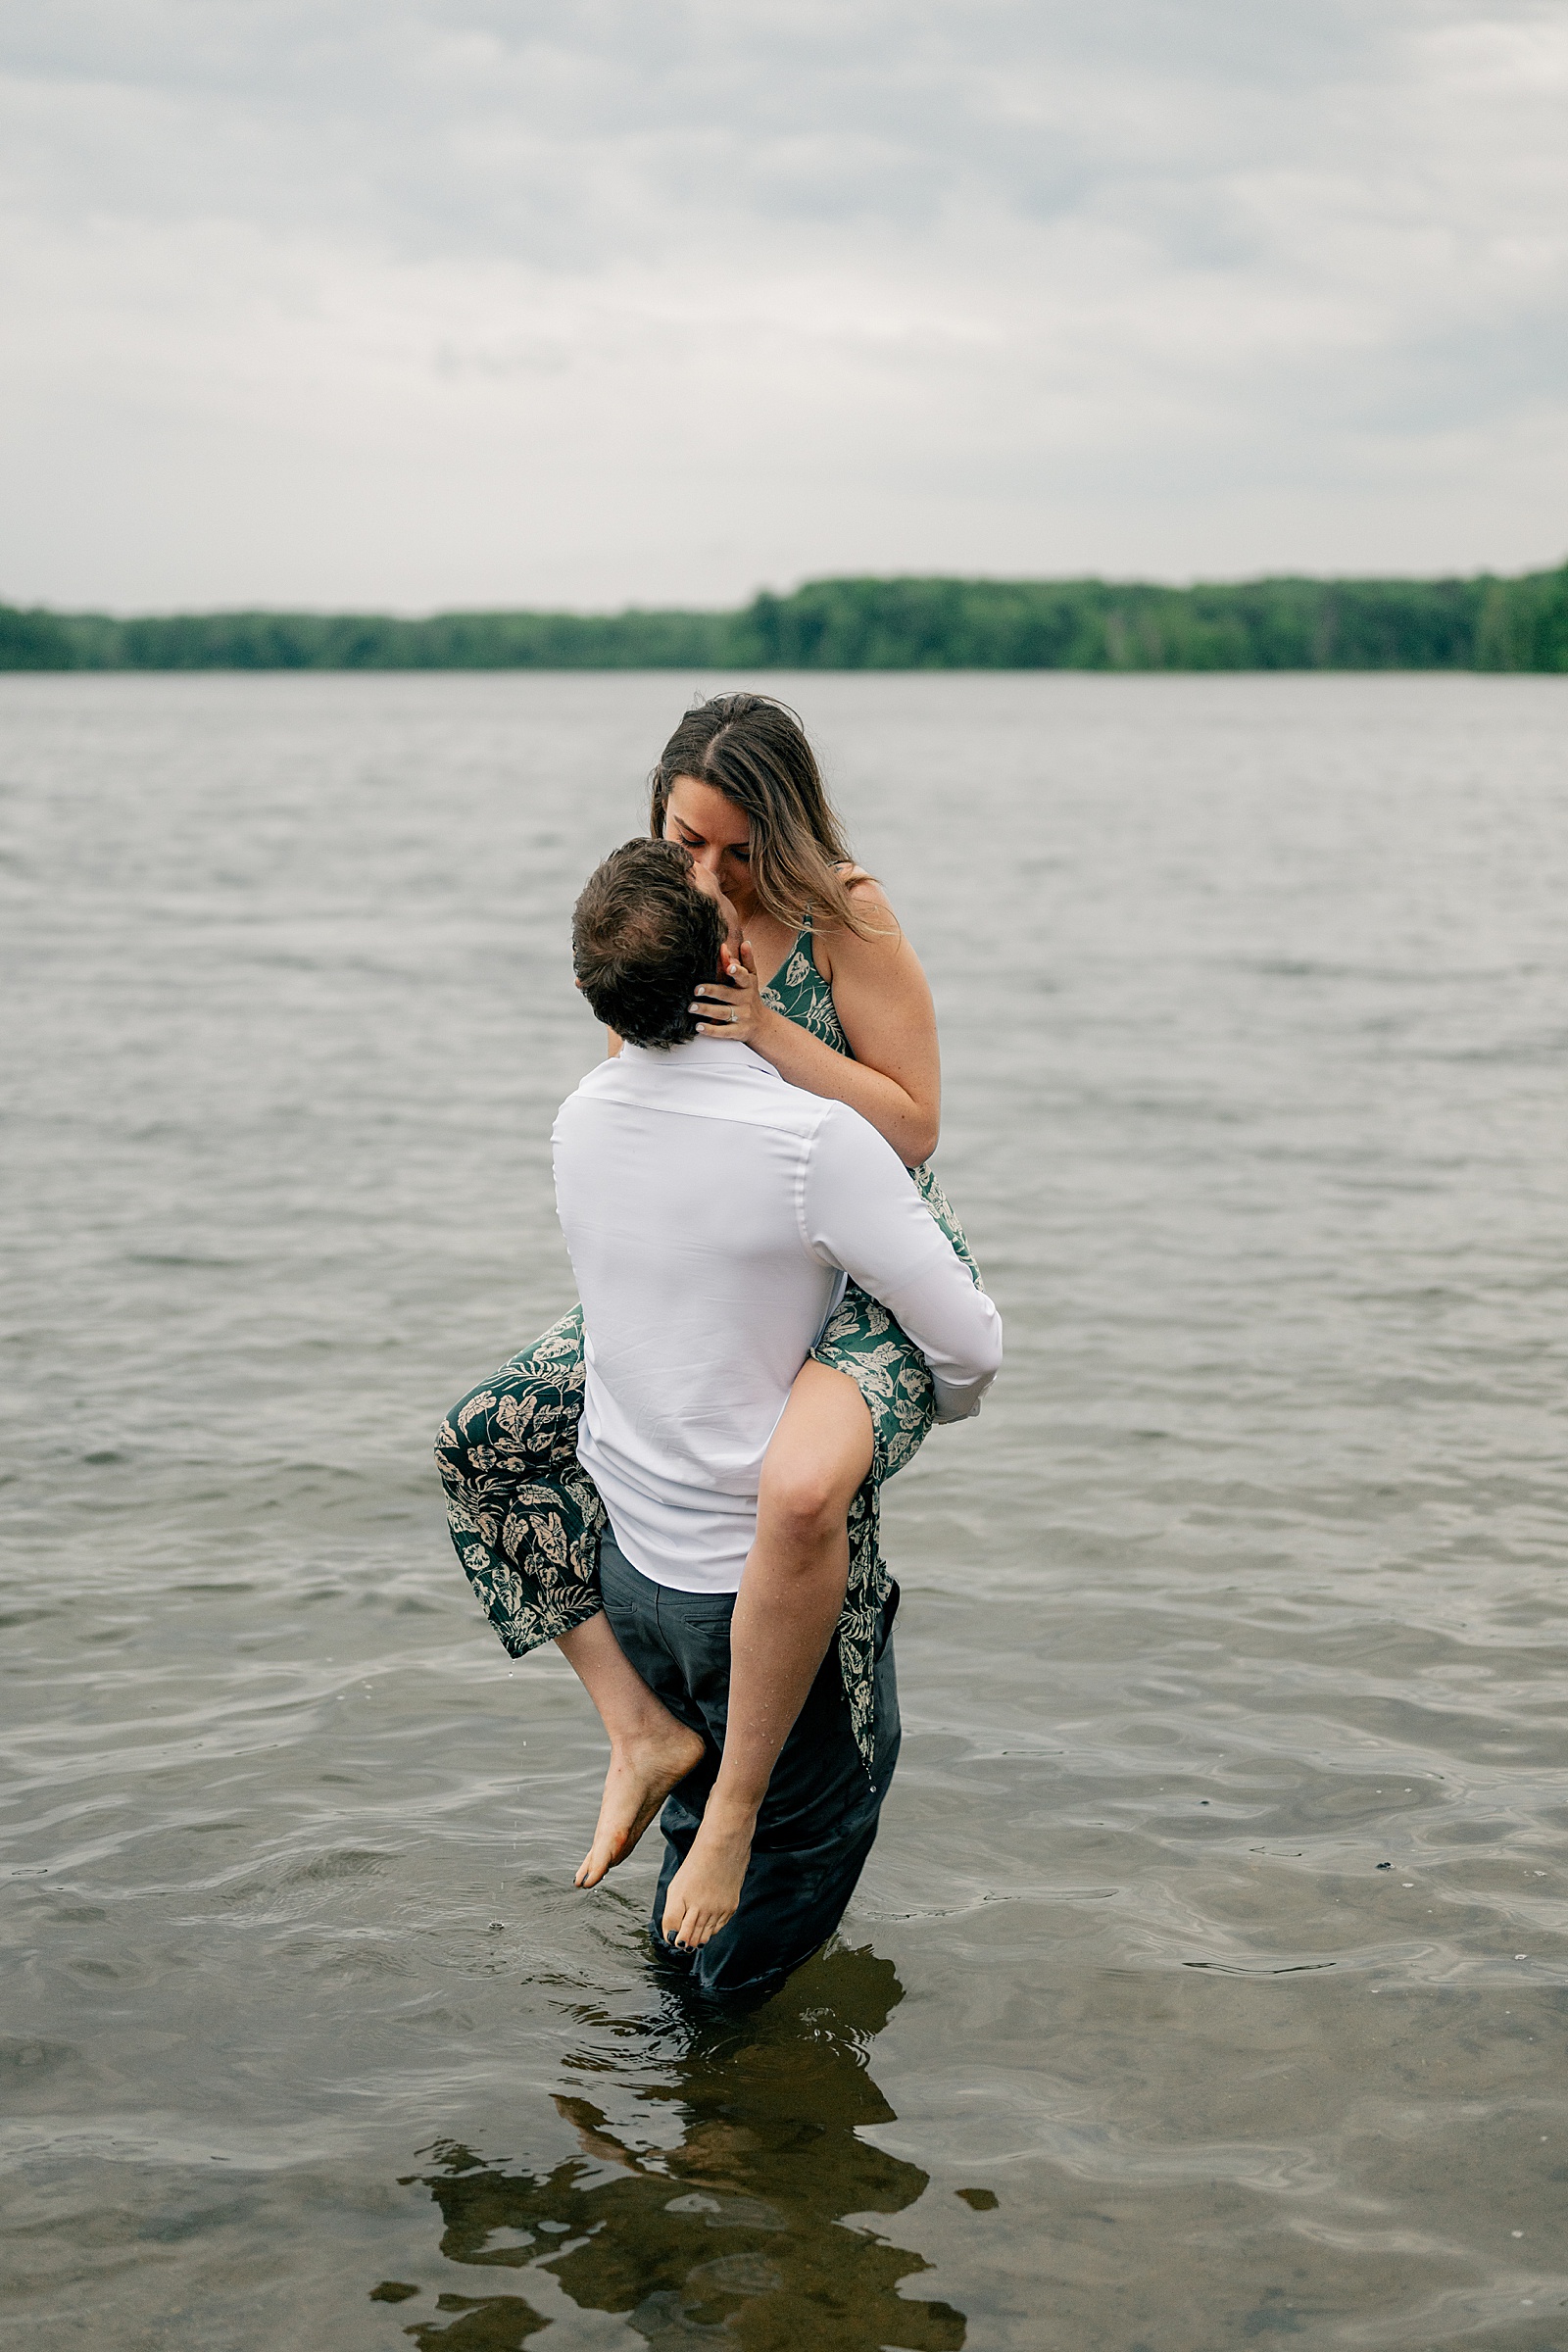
[3, 673, 1567, 2350]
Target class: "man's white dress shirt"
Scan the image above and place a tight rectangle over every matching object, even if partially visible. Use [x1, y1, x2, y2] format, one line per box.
[552, 1036, 1003, 1593]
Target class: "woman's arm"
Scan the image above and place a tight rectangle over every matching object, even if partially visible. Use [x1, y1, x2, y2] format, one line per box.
[690, 881, 941, 1166]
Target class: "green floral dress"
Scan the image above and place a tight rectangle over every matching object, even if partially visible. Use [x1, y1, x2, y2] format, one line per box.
[434, 926, 984, 1776]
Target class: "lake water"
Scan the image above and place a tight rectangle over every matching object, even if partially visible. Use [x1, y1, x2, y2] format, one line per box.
[3, 670, 1566, 2352]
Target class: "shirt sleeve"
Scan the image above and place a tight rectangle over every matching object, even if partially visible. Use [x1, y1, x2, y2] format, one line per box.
[801, 1105, 1004, 1423]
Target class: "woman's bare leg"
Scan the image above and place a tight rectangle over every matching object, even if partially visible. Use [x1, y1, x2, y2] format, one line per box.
[661, 1361, 873, 1952]
[559, 1612, 706, 1888]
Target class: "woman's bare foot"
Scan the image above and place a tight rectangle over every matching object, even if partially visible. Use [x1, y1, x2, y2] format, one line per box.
[660, 1798, 759, 1949]
[574, 1720, 706, 1889]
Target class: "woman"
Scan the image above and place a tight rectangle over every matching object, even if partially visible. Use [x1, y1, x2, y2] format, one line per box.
[436, 693, 981, 1938]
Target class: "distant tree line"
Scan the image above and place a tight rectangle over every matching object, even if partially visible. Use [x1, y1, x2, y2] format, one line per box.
[3, 565, 1566, 672]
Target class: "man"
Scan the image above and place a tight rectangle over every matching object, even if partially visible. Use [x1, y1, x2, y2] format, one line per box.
[552, 836, 1002, 2004]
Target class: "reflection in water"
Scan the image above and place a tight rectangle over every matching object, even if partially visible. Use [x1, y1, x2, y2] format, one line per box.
[391, 1946, 964, 2351]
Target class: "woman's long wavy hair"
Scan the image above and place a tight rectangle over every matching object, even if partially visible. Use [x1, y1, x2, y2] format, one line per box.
[649, 693, 884, 940]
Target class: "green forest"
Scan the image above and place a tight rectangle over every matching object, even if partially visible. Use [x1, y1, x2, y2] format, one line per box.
[3, 564, 1566, 671]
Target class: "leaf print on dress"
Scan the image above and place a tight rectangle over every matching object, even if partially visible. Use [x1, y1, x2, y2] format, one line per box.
[435, 1306, 607, 1656]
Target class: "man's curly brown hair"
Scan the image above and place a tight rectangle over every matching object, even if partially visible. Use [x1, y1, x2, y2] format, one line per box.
[571, 838, 726, 1049]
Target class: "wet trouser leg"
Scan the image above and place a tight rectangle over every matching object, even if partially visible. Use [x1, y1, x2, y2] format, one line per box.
[598, 1533, 901, 2006]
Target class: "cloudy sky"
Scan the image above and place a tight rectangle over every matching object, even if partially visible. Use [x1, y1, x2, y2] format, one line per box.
[3, 0, 1565, 611]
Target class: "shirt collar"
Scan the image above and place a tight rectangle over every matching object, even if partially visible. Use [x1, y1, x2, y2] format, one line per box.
[620, 1036, 774, 1077]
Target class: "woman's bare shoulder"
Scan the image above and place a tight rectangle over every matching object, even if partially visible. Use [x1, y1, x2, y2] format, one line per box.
[816, 871, 920, 986]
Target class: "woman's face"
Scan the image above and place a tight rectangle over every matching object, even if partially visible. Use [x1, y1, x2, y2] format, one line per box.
[663, 776, 756, 915]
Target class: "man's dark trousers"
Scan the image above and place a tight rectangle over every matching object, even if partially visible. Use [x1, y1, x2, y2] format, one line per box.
[599, 1533, 901, 2005]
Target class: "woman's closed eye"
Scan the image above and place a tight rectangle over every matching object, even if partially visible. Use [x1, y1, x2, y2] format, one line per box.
[678, 825, 747, 863]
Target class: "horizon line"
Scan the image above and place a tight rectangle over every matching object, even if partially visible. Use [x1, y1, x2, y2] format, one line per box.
[5, 556, 1567, 623]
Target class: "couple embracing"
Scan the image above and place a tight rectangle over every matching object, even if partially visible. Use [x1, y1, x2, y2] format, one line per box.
[437, 694, 1002, 2006]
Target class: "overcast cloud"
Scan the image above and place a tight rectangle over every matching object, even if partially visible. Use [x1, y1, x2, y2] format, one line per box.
[3, 0, 1565, 609]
